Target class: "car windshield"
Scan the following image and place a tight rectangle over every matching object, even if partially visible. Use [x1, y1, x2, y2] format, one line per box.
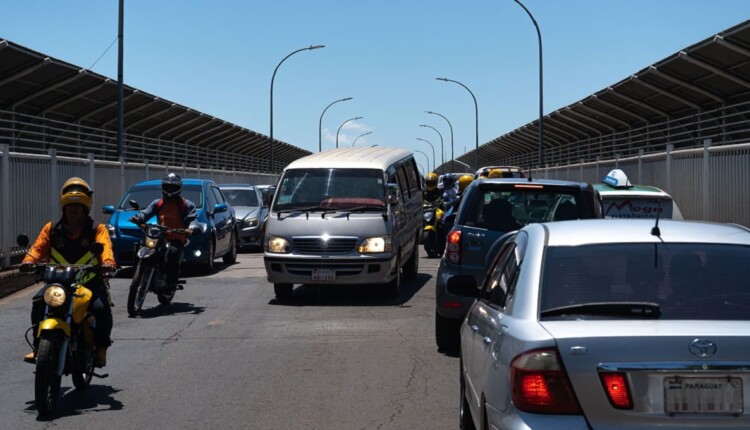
[119, 184, 203, 210]
[273, 168, 386, 211]
[540, 243, 750, 320]
[459, 185, 594, 231]
[222, 189, 259, 207]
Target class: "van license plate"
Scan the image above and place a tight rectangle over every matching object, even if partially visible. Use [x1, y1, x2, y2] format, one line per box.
[312, 269, 335, 281]
[664, 376, 743, 414]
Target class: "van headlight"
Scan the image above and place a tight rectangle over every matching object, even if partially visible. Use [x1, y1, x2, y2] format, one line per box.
[358, 236, 392, 253]
[243, 217, 259, 228]
[43, 284, 66, 307]
[266, 235, 291, 253]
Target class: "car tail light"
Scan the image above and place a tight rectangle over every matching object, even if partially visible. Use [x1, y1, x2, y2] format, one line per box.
[445, 230, 461, 264]
[511, 349, 582, 414]
[599, 373, 633, 409]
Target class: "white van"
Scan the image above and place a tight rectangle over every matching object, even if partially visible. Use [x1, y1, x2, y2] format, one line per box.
[263, 146, 423, 299]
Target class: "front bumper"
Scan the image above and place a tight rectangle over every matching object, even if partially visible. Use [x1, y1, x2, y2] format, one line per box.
[237, 225, 263, 248]
[264, 254, 397, 285]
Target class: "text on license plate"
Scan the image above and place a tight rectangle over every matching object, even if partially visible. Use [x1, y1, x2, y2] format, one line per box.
[664, 376, 743, 414]
[311, 269, 335, 281]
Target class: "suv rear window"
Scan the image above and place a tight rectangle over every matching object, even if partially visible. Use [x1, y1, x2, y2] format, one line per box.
[458, 184, 597, 230]
[540, 243, 750, 320]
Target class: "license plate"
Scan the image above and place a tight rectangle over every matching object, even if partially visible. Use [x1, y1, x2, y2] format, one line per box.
[664, 376, 743, 414]
[311, 269, 335, 281]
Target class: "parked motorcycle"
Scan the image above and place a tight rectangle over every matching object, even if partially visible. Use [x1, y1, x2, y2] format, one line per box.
[17, 234, 113, 416]
[126, 223, 192, 317]
[422, 202, 445, 258]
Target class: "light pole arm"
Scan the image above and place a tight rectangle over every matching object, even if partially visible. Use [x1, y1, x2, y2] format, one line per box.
[436, 77, 479, 171]
[336, 116, 363, 148]
[319, 96, 352, 152]
[416, 138, 436, 173]
[420, 124, 444, 169]
[413, 149, 430, 173]
[426, 111, 454, 173]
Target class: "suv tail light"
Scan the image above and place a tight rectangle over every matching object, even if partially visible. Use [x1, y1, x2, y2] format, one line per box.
[511, 348, 582, 414]
[445, 230, 461, 264]
[599, 373, 633, 409]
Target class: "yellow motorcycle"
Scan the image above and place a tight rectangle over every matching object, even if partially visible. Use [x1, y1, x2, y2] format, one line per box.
[422, 202, 445, 258]
[17, 234, 111, 416]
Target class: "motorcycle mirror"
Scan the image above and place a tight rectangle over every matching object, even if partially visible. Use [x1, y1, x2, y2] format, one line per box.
[128, 199, 140, 210]
[90, 242, 104, 255]
[16, 234, 29, 248]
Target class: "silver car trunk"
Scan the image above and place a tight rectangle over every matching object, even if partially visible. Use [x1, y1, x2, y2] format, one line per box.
[541, 320, 750, 429]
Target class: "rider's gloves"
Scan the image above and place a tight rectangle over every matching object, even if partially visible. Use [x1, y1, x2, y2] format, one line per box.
[19, 262, 35, 273]
[102, 263, 116, 273]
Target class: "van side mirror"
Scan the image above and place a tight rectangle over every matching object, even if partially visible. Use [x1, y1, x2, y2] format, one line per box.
[387, 183, 400, 205]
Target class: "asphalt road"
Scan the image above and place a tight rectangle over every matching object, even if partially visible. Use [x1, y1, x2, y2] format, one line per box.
[0, 249, 458, 429]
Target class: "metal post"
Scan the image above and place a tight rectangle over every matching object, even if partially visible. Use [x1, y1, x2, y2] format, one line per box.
[637, 149, 644, 183]
[1, 144, 10, 267]
[50, 149, 58, 222]
[116, 0, 124, 159]
[88, 153, 95, 210]
[120, 156, 126, 197]
[702, 139, 712, 221]
[666, 144, 674, 193]
[513, 0, 543, 168]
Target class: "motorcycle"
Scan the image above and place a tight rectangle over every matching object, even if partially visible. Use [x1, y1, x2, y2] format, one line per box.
[126, 223, 192, 317]
[422, 202, 445, 258]
[16, 234, 113, 416]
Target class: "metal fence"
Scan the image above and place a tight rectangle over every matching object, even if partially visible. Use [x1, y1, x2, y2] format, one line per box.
[0, 144, 277, 267]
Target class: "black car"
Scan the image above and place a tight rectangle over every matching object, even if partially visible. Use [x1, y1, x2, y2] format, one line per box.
[434, 177, 603, 351]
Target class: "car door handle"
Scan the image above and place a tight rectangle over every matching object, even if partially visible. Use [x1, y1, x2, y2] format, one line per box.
[483, 336, 491, 345]
[470, 325, 479, 333]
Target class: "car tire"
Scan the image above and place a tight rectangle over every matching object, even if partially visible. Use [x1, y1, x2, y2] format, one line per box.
[459, 356, 476, 430]
[402, 237, 419, 281]
[387, 255, 401, 298]
[202, 238, 215, 274]
[274, 283, 293, 300]
[223, 230, 238, 264]
[435, 312, 461, 352]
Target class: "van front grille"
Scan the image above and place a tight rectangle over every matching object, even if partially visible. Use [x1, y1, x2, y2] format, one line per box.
[292, 237, 358, 254]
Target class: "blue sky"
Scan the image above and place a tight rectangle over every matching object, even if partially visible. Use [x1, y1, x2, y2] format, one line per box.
[3, 1, 750, 172]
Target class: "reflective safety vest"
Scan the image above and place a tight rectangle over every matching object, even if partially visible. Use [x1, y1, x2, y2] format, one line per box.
[49, 219, 100, 285]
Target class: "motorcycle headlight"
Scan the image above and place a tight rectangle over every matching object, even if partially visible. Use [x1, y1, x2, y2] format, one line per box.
[43, 284, 67, 307]
[243, 217, 259, 228]
[265, 235, 291, 253]
[145, 238, 158, 248]
[358, 236, 392, 253]
[424, 212, 434, 222]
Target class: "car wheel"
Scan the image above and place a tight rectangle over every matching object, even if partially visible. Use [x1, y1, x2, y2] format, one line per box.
[223, 230, 238, 264]
[387, 255, 401, 298]
[202, 238, 215, 274]
[402, 236, 419, 281]
[436, 312, 461, 352]
[274, 283, 293, 300]
[459, 356, 476, 430]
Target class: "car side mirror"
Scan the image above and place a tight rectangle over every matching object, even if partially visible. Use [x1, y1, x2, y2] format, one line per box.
[102, 205, 115, 214]
[128, 200, 140, 210]
[214, 202, 228, 213]
[264, 189, 275, 207]
[446, 275, 478, 298]
[16, 234, 30, 248]
[387, 183, 400, 205]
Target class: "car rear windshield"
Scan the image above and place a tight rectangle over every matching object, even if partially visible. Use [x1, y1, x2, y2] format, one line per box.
[119, 184, 203, 210]
[274, 168, 386, 211]
[223, 189, 259, 207]
[458, 184, 595, 231]
[540, 243, 750, 320]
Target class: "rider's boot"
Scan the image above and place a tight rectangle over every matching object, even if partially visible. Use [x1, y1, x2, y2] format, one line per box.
[94, 346, 108, 368]
[22, 351, 36, 364]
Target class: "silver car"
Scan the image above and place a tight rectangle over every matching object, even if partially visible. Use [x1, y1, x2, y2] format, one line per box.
[457, 219, 750, 429]
[219, 184, 268, 250]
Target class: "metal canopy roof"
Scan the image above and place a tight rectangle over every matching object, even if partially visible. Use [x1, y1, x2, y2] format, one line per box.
[460, 19, 750, 169]
[0, 39, 311, 166]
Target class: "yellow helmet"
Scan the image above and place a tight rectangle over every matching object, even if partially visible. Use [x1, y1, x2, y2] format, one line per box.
[488, 168, 504, 178]
[458, 174, 474, 193]
[59, 177, 93, 212]
[425, 172, 438, 191]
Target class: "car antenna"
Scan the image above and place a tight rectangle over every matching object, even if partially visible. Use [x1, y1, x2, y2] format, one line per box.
[650, 199, 662, 238]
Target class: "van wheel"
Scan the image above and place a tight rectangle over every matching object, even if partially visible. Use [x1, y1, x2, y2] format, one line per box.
[402, 238, 419, 281]
[274, 283, 293, 300]
[387, 256, 401, 298]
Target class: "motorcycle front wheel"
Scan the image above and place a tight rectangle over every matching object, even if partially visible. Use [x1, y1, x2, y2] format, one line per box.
[127, 263, 152, 317]
[35, 331, 63, 415]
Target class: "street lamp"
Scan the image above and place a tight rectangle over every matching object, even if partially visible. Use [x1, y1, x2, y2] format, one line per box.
[413, 149, 430, 173]
[453, 159, 472, 173]
[436, 77, 479, 171]
[336, 116, 363, 148]
[512, 0, 544, 168]
[425, 111, 454, 173]
[419, 124, 444, 169]
[319, 96, 352, 152]
[416, 137, 436, 173]
[351, 131, 372, 147]
[269, 44, 325, 172]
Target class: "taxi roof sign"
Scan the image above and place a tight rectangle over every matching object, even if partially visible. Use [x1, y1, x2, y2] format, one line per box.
[602, 169, 633, 188]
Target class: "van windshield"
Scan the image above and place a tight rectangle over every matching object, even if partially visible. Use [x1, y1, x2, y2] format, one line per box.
[274, 168, 386, 211]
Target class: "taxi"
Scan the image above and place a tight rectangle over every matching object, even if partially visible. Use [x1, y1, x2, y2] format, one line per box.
[594, 169, 683, 219]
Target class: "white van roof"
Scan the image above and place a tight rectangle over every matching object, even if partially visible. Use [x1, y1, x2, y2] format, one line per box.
[284, 146, 413, 171]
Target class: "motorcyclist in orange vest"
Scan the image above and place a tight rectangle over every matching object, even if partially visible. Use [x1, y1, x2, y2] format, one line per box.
[21, 177, 116, 367]
[129, 173, 197, 288]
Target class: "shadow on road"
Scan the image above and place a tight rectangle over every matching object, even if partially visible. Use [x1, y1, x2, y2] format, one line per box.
[27, 384, 124, 420]
[268, 273, 432, 307]
[135, 301, 206, 318]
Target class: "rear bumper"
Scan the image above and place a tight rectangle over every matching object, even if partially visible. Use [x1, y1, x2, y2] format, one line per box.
[264, 254, 396, 285]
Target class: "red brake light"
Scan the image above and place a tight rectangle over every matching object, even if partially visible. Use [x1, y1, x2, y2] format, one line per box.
[511, 349, 582, 414]
[445, 230, 461, 264]
[599, 373, 633, 409]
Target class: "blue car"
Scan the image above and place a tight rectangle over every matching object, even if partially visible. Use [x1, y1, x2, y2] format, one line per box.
[102, 179, 238, 273]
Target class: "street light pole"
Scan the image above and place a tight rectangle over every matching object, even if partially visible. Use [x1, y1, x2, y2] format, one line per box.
[512, 0, 544, 169]
[413, 149, 430, 173]
[426, 110, 454, 172]
[419, 124, 444, 169]
[416, 137, 436, 174]
[453, 159, 472, 173]
[336, 116, 363, 148]
[319, 96, 352, 152]
[436, 77, 479, 171]
[351, 131, 372, 147]
[269, 44, 324, 172]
